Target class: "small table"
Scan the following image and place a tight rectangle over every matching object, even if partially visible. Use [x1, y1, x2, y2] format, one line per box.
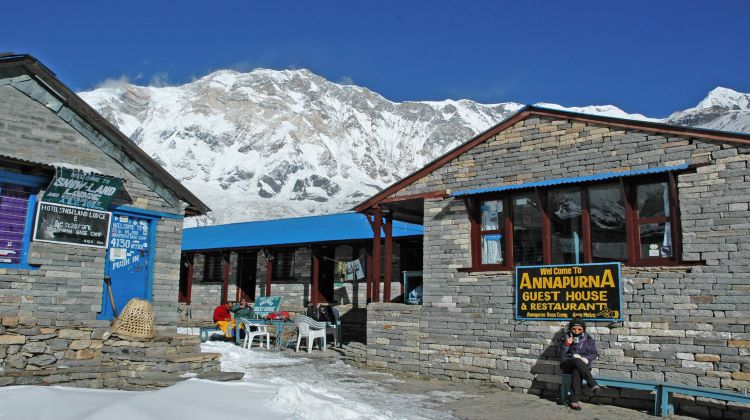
[234, 318, 296, 350]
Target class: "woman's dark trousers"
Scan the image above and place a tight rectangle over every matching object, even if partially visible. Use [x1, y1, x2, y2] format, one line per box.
[560, 358, 597, 403]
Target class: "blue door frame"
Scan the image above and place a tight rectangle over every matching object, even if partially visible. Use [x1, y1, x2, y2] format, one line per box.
[98, 209, 159, 320]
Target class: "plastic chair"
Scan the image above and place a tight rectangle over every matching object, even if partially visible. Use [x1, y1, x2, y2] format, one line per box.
[325, 307, 342, 347]
[294, 315, 326, 353]
[239, 318, 270, 349]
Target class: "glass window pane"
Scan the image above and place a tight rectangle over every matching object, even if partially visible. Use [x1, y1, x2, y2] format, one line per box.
[549, 189, 583, 264]
[481, 234, 503, 264]
[480, 200, 502, 231]
[589, 184, 627, 262]
[512, 194, 543, 266]
[640, 222, 672, 258]
[637, 182, 669, 219]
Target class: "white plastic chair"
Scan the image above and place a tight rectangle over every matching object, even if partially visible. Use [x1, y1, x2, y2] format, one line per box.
[239, 318, 270, 349]
[294, 315, 326, 353]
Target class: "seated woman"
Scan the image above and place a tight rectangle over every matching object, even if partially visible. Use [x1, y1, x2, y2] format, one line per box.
[559, 317, 601, 410]
[212, 301, 235, 339]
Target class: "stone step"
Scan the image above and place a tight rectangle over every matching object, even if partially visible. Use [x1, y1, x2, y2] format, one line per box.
[165, 352, 221, 363]
[197, 371, 245, 382]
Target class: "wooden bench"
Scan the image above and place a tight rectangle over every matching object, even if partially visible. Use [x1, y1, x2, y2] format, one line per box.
[659, 382, 750, 417]
[595, 376, 750, 417]
[594, 376, 661, 415]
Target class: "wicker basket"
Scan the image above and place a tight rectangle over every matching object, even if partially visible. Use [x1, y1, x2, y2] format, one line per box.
[109, 298, 155, 339]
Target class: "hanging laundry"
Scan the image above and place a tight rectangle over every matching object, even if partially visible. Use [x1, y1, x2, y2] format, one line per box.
[346, 258, 365, 281]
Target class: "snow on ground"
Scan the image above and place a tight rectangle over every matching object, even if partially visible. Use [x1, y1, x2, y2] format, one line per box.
[0, 341, 462, 420]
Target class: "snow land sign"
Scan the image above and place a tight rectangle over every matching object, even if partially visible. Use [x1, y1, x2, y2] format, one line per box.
[33, 202, 111, 248]
[515, 263, 622, 321]
[42, 168, 123, 211]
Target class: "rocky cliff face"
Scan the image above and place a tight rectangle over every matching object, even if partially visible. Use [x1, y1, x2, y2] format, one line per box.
[79, 71, 749, 225]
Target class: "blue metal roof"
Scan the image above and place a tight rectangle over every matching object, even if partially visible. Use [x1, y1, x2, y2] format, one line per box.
[452, 163, 690, 197]
[182, 212, 423, 251]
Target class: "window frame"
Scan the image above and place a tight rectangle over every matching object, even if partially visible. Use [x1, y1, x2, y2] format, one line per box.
[471, 198, 509, 269]
[201, 252, 225, 283]
[272, 248, 296, 281]
[0, 170, 46, 270]
[470, 172, 682, 270]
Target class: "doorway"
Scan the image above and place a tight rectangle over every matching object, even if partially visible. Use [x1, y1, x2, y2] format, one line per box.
[99, 212, 155, 320]
[237, 251, 257, 301]
[315, 247, 336, 304]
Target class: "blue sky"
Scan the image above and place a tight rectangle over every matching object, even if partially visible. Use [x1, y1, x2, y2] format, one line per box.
[2, 1, 748, 117]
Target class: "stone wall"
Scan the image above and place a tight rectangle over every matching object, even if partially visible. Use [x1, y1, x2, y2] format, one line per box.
[367, 303, 421, 374]
[368, 116, 750, 418]
[0, 316, 219, 390]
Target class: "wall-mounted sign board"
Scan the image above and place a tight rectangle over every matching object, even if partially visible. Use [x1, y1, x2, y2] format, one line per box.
[515, 262, 622, 321]
[41, 168, 122, 211]
[33, 202, 111, 248]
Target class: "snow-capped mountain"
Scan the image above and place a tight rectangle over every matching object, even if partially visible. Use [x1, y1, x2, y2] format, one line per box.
[664, 87, 750, 133]
[79, 71, 749, 226]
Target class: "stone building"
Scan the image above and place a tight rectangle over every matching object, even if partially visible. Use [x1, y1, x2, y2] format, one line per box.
[0, 54, 215, 388]
[356, 106, 750, 418]
[179, 212, 422, 335]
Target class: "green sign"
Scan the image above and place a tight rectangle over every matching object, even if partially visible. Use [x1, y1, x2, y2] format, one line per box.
[253, 296, 282, 317]
[42, 168, 122, 210]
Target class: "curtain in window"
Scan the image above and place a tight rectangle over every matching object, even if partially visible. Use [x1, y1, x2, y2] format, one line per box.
[0, 182, 31, 265]
[480, 201, 502, 264]
[661, 185, 672, 257]
[481, 234, 502, 264]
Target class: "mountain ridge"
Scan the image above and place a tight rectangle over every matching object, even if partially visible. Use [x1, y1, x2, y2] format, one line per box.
[79, 70, 750, 226]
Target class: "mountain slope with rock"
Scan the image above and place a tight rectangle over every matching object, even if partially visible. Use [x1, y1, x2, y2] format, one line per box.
[79, 71, 749, 225]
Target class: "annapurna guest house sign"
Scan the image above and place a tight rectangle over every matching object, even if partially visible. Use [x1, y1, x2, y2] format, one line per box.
[515, 263, 622, 321]
[42, 168, 123, 210]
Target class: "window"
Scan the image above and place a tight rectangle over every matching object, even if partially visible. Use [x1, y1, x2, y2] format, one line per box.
[589, 184, 627, 262]
[0, 171, 44, 269]
[471, 173, 681, 269]
[636, 182, 673, 259]
[479, 200, 504, 265]
[512, 193, 544, 266]
[272, 249, 295, 280]
[202, 253, 224, 282]
[549, 188, 583, 264]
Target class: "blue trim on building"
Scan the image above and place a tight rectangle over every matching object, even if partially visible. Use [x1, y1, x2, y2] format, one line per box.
[182, 212, 423, 252]
[0, 170, 49, 188]
[146, 218, 157, 302]
[452, 163, 690, 197]
[109, 205, 183, 220]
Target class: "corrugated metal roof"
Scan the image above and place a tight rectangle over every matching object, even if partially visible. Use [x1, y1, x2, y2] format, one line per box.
[452, 163, 690, 197]
[182, 212, 423, 251]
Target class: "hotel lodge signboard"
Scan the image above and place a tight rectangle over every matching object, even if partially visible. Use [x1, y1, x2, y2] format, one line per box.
[515, 262, 622, 321]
